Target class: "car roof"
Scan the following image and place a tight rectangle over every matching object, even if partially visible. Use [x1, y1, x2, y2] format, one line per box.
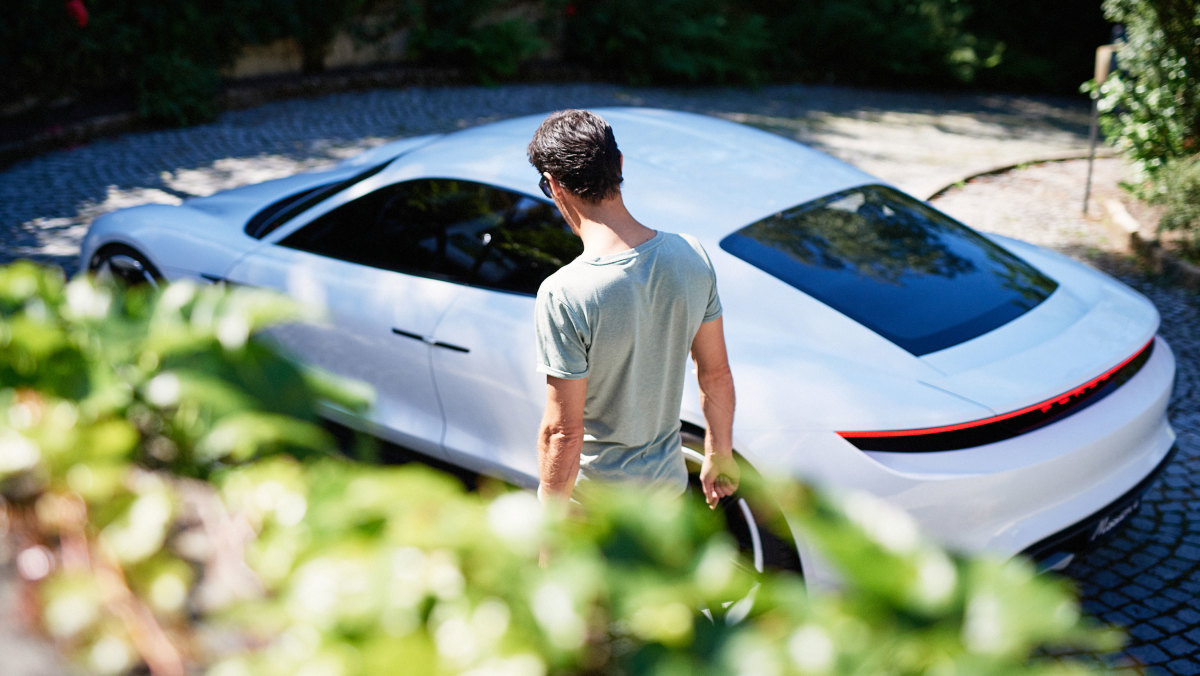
[381, 107, 878, 239]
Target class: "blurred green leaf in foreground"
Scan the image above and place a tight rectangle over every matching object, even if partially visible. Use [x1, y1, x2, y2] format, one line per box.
[0, 263, 1124, 675]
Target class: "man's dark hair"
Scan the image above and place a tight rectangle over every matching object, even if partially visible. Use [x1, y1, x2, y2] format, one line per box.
[528, 109, 623, 203]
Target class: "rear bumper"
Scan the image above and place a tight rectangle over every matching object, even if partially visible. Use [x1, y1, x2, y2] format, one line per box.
[1022, 443, 1178, 571]
[850, 335, 1177, 555]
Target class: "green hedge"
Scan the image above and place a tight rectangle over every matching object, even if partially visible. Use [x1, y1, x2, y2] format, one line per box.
[0, 263, 1125, 675]
[0, 0, 293, 126]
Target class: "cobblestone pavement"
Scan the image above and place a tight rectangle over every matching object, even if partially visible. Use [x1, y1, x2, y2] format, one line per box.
[1, 83, 1197, 674]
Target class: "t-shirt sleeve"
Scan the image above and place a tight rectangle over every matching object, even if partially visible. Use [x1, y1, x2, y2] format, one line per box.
[703, 269, 722, 323]
[534, 284, 590, 379]
[684, 235, 722, 323]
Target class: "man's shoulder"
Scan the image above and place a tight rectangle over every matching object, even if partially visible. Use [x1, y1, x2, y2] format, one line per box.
[659, 231, 714, 270]
[657, 230, 706, 255]
[536, 259, 591, 306]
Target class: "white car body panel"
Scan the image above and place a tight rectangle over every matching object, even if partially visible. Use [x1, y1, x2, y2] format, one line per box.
[225, 245, 461, 458]
[79, 107, 1177, 576]
[433, 288, 545, 486]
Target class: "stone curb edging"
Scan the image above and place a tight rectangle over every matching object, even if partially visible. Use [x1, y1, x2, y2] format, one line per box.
[1103, 199, 1200, 292]
[0, 110, 141, 171]
[923, 148, 1116, 201]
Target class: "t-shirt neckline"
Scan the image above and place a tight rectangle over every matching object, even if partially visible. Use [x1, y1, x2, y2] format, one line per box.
[581, 230, 664, 266]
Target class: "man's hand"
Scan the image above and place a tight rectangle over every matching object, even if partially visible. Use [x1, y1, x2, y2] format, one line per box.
[700, 450, 739, 509]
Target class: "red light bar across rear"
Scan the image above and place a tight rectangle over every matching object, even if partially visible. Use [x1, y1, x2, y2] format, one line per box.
[838, 339, 1156, 452]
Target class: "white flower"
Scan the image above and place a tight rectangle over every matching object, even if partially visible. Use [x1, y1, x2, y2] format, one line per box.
[486, 491, 544, 554]
[788, 625, 835, 673]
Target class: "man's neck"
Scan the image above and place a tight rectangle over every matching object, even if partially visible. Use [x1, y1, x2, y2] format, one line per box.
[566, 194, 656, 257]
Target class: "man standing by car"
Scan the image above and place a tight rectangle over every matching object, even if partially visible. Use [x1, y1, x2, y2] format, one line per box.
[529, 109, 738, 509]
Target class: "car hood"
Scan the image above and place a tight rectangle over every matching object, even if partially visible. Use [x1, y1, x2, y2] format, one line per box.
[182, 171, 347, 226]
[183, 134, 442, 227]
[919, 236, 1160, 416]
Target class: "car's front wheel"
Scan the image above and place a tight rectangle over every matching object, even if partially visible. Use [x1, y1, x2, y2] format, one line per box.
[88, 244, 163, 289]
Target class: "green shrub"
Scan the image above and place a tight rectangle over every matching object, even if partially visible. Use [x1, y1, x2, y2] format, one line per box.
[1088, 0, 1200, 185]
[1155, 154, 1200, 260]
[406, 0, 546, 83]
[134, 53, 222, 127]
[0, 262, 1125, 675]
[559, 0, 771, 86]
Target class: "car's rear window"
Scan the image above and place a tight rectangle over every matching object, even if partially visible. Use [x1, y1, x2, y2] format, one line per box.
[719, 185, 1057, 356]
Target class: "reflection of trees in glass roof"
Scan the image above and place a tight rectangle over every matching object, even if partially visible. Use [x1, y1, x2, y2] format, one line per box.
[722, 184, 1059, 355]
[742, 187, 976, 285]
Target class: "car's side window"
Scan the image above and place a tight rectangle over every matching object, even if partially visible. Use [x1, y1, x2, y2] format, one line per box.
[279, 179, 581, 294]
[466, 195, 583, 294]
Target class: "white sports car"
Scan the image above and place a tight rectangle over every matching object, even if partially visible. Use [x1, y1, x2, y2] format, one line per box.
[80, 108, 1177, 581]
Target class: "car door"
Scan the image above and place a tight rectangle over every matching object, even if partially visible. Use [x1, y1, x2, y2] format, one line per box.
[223, 179, 470, 458]
[424, 192, 582, 485]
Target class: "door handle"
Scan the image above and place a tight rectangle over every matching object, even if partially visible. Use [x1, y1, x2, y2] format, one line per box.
[391, 328, 470, 354]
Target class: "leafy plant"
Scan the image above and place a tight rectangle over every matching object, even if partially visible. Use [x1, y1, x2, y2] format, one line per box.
[1087, 0, 1200, 184]
[1, 263, 1123, 675]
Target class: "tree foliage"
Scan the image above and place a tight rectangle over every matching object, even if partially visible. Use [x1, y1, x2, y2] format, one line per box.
[749, 0, 1003, 87]
[0, 262, 1127, 675]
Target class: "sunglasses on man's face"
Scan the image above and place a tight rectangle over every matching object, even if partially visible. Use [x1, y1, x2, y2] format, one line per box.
[539, 175, 553, 199]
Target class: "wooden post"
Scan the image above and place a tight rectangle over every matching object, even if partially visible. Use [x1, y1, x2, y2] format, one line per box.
[1085, 44, 1119, 215]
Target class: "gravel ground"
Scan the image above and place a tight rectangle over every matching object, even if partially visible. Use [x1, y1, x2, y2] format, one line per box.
[1, 83, 1197, 674]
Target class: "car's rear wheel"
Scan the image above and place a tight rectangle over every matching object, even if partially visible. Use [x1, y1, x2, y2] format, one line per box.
[680, 427, 802, 576]
[88, 244, 162, 289]
[680, 427, 802, 623]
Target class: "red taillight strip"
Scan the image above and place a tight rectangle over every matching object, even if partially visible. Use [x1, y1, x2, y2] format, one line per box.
[837, 338, 1156, 452]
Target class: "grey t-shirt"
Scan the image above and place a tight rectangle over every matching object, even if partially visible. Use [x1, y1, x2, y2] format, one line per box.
[534, 231, 722, 495]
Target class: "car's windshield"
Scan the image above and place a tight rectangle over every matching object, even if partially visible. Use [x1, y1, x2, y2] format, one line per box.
[720, 184, 1058, 355]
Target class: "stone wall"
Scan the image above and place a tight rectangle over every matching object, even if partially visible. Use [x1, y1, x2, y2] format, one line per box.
[223, 29, 410, 79]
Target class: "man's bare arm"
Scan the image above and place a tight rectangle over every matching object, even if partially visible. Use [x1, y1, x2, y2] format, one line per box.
[538, 375, 587, 503]
[691, 316, 738, 508]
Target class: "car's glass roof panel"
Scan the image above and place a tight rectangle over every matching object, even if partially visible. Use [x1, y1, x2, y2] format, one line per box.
[720, 185, 1058, 356]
